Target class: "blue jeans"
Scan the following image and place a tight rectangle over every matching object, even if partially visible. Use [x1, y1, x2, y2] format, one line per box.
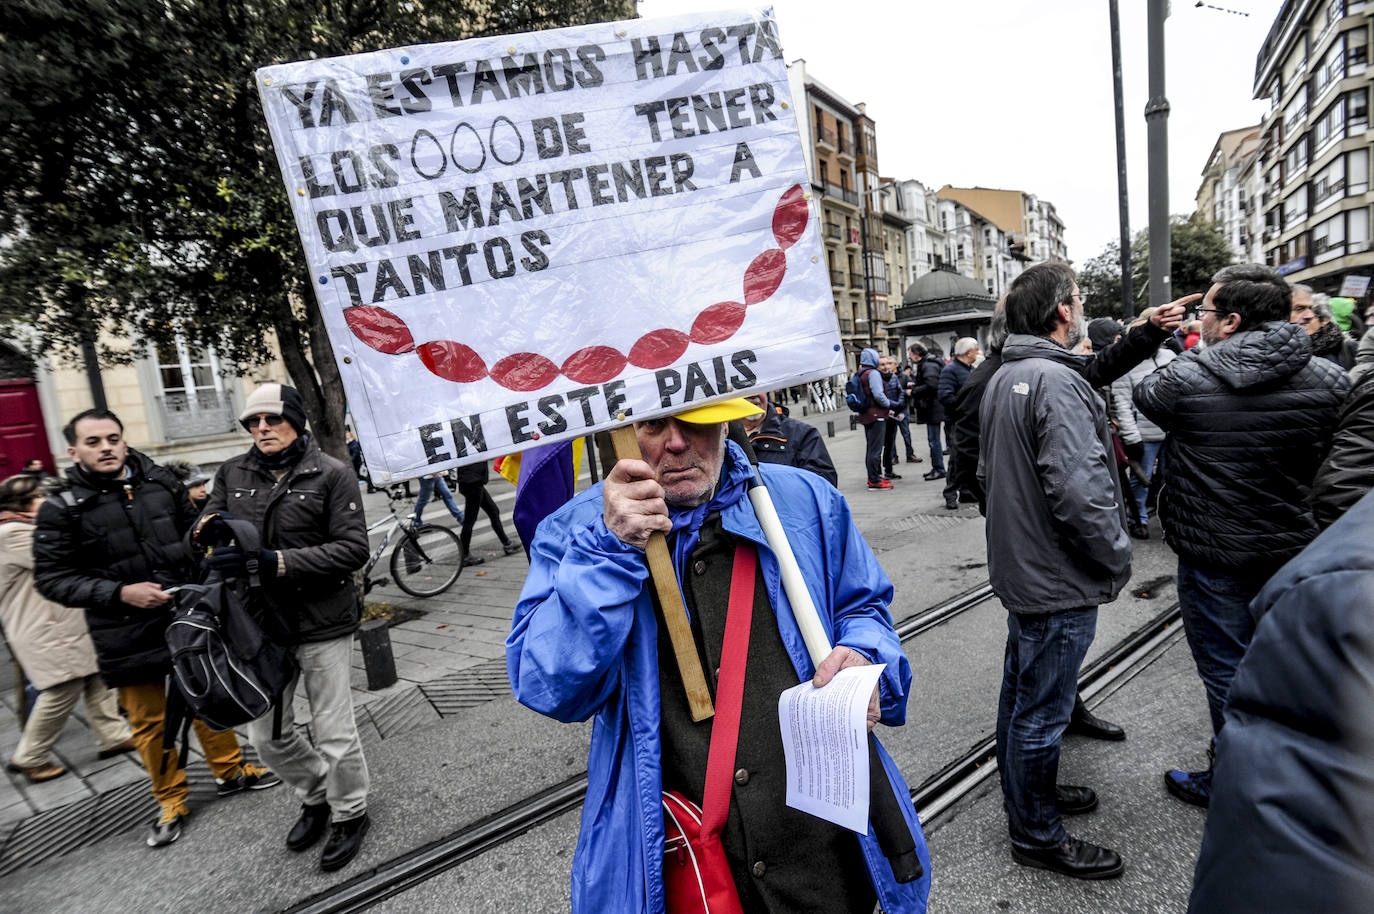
[1128, 440, 1163, 524]
[897, 413, 915, 456]
[1177, 561, 1263, 735]
[925, 423, 945, 473]
[414, 476, 464, 525]
[996, 607, 1097, 850]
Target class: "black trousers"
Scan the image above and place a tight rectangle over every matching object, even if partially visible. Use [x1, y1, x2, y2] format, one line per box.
[456, 481, 512, 552]
[863, 419, 885, 484]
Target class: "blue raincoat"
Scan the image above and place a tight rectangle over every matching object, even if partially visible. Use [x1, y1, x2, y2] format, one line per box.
[507, 441, 931, 913]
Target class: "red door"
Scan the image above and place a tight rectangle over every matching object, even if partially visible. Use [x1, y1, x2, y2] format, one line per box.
[0, 380, 55, 477]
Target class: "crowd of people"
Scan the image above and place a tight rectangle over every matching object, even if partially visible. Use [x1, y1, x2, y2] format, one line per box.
[2, 260, 1372, 910]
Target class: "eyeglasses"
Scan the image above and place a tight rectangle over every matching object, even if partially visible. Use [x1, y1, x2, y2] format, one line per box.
[242, 414, 285, 430]
[1197, 307, 1229, 316]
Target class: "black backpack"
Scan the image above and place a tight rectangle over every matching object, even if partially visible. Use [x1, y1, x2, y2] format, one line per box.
[162, 518, 295, 769]
[844, 368, 873, 412]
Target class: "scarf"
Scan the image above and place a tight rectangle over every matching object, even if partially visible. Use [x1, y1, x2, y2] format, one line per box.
[252, 432, 312, 469]
[1309, 320, 1347, 358]
[0, 511, 33, 526]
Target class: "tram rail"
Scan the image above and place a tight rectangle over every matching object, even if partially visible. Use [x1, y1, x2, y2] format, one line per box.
[280, 585, 1180, 914]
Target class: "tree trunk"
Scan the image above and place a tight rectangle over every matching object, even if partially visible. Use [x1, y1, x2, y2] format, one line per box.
[302, 289, 350, 464]
[269, 289, 348, 464]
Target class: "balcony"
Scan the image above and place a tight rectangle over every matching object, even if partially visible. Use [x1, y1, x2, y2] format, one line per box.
[838, 318, 855, 334]
[849, 271, 865, 289]
[830, 268, 846, 288]
[816, 126, 836, 151]
[825, 182, 860, 208]
[869, 276, 891, 295]
[158, 389, 236, 439]
[836, 135, 854, 162]
[824, 222, 842, 243]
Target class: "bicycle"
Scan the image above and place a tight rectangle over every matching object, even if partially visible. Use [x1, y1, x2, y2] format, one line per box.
[362, 486, 464, 598]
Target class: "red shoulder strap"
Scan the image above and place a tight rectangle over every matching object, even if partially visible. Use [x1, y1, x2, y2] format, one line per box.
[700, 542, 756, 837]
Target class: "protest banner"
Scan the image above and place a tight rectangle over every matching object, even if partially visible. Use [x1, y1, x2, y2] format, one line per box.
[257, 6, 842, 481]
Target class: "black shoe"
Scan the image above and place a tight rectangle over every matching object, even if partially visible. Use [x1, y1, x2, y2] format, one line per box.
[922, 469, 946, 480]
[502, 542, 522, 556]
[1011, 837, 1124, 879]
[320, 813, 370, 872]
[1055, 785, 1098, 815]
[906, 454, 922, 463]
[462, 554, 485, 567]
[944, 500, 959, 510]
[883, 472, 902, 480]
[1067, 703, 1126, 741]
[286, 803, 331, 852]
[146, 812, 185, 848]
[1128, 522, 1149, 540]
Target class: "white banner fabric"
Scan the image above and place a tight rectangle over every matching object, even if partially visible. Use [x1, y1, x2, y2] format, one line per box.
[257, 7, 842, 480]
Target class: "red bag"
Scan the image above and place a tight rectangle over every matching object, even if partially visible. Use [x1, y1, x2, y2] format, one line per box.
[660, 543, 755, 914]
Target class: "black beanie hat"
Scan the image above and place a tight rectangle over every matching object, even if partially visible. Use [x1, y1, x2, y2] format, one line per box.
[1087, 318, 1123, 352]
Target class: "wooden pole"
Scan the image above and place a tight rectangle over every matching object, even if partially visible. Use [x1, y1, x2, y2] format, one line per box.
[607, 425, 714, 721]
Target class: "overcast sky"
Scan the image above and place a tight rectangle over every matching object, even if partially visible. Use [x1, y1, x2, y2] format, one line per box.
[636, 0, 1285, 264]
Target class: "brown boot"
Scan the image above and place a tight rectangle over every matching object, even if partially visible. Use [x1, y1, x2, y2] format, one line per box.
[7, 761, 67, 782]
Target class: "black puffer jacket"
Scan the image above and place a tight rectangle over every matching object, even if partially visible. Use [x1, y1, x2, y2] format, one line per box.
[33, 450, 199, 686]
[1134, 321, 1350, 575]
[911, 357, 944, 425]
[1311, 371, 1374, 528]
[199, 439, 368, 644]
[747, 401, 837, 486]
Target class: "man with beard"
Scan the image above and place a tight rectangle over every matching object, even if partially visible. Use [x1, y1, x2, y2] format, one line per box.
[1134, 264, 1349, 809]
[979, 263, 1130, 879]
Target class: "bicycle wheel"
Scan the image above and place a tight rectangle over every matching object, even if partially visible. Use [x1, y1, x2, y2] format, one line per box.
[389, 524, 464, 597]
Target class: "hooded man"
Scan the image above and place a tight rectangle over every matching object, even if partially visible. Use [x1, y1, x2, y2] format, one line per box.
[855, 347, 898, 490]
[194, 384, 372, 872]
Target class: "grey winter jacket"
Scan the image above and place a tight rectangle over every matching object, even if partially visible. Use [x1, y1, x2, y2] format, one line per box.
[1110, 348, 1174, 445]
[979, 335, 1132, 613]
[1134, 321, 1350, 575]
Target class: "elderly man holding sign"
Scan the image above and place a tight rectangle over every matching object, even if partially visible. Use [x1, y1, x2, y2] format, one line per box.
[508, 397, 930, 913]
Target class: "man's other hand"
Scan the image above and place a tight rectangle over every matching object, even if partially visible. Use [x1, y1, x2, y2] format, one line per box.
[813, 645, 881, 731]
[119, 581, 171, 608]
[1152, 294, 1200, 332]
[603, 458, 672, 550]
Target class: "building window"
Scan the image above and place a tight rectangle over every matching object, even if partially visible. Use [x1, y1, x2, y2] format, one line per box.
[154, 337, 235, 439]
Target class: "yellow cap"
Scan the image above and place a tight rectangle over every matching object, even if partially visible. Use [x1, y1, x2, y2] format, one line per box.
[672, 397, 765, 425]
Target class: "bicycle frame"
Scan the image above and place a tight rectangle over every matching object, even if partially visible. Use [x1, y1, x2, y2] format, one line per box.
[362, 491, 440, 591]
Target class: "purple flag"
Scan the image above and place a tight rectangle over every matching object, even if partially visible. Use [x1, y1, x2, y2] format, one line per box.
[511, 440, 577, 554]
